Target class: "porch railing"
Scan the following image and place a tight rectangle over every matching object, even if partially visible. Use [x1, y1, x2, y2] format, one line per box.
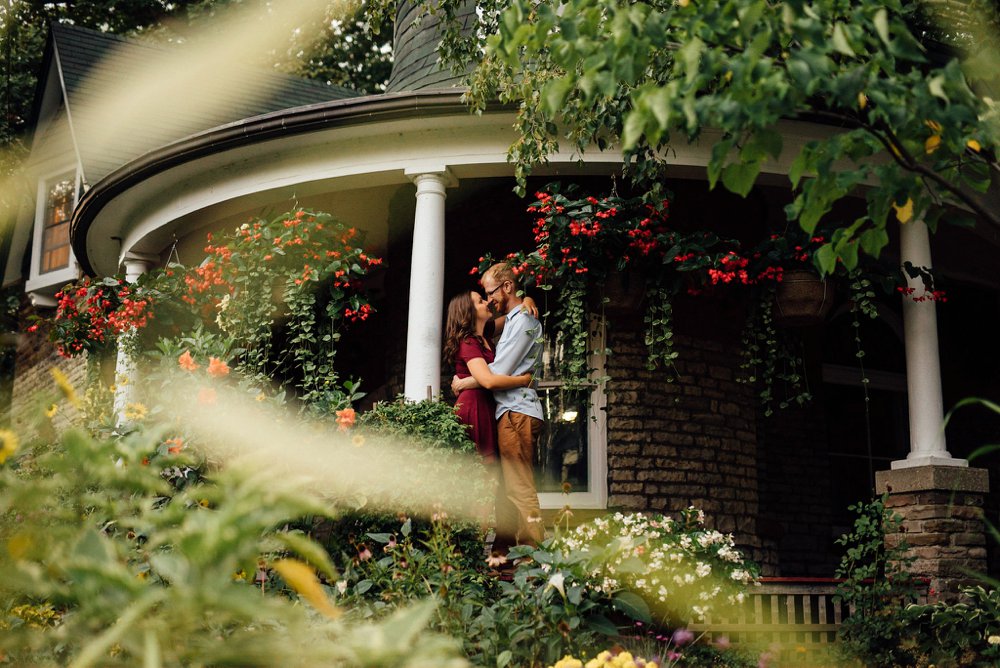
[689, 578, 849, 648]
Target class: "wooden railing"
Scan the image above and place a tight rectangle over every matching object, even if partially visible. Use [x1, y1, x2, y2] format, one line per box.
[689, 578, 849, 650]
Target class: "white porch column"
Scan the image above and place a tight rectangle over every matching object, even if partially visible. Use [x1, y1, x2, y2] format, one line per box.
[892, 220, 965, 469]
[402, 168, 456, 401]
[114, 254, 155, 426]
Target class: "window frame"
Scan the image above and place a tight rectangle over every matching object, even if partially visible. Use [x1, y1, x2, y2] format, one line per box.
[26, 167, 80, 293]
[536, 317, 608, 510]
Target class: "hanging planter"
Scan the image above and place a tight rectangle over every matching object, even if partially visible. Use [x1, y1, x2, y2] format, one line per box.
[773, 269, 832, 326]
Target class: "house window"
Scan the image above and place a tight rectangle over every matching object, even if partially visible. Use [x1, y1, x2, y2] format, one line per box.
[40, 175, 75, 273]
[535, 317, 607, 509]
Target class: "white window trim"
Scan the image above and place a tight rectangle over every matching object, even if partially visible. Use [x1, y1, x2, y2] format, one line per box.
[26, 167, 80, 294]
[537, 317, 608, 510]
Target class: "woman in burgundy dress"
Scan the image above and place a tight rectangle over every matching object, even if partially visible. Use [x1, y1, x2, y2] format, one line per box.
[443, 290, 535, 462]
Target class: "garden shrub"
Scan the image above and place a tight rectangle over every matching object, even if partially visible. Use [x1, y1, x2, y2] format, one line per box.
[549, 508, 759, 626]
[0, 403, 466, 667]
[834, 493, 921, 667]
[318, 398, 490, 580]
[895, 585, 1000, 667]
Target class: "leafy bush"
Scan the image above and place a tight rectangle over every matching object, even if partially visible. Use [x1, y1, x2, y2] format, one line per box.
[0, 404, 467, 667]
[899, 585, 1000, 667]
[549, 508, 758, 626]
[357, 397, 476, 453]
[834, 493, 921, 667]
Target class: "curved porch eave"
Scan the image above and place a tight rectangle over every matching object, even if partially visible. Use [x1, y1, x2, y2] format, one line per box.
[71, 90, 844, 276]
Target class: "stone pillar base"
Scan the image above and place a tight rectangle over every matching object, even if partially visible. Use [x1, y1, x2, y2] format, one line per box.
[875, 466, 990, 601]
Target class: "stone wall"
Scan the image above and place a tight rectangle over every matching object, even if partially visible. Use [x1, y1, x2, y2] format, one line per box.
[602, 303, 768, 569]
[877, 466, 990, 600]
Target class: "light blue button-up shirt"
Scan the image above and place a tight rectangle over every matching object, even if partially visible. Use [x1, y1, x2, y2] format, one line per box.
[489, 303, 544, 421]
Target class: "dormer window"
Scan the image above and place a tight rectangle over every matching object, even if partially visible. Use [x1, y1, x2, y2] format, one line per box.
[25, 169, 80, 296]
[40, 175, 75, 273]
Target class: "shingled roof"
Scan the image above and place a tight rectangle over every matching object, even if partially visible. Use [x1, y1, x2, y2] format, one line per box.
[48, 23, 360, 185]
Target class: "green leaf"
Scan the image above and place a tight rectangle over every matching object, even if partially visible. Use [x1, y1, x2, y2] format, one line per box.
[380, 599, 436, 649]
[586, 613, 621, 636]
[708, 138, 735, 189]
[832, 23, 855, 57]
[815, 243, 838, 275]
[858, 227, 889, 257]
[612, 591, 652, 623]
[874, 9, 890, 44]
[622, 109, 647, 149]
[497, 650, 513, 668]
[276, 531, 338, 581]
[543, 77, 574, 115]
[721, 160, 761, 197]
[927, 75, 948, 102]
[648, 87, 671, 130]
[679, 36, 704, 84]
[789, 148, 812, 188]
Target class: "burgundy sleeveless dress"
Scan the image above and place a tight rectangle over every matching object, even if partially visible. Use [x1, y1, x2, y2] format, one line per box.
[455, 336, 498, 462]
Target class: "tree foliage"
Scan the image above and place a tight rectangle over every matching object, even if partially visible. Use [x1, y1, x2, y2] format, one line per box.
[386, 0, 1000, 271]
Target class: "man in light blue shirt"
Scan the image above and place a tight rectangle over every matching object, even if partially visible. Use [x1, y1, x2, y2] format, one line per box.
[453, 262, 545, 552]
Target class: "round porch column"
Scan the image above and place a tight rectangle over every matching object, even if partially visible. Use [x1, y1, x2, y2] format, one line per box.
[402, 169, 455, 401]
[113, 254, 155, 426]
[892, 220, 965, 469]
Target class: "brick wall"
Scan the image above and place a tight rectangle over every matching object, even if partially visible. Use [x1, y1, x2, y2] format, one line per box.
[10, 302, 87, 434]
[757, 400, 837, 576]
[602, 301, 769, 570]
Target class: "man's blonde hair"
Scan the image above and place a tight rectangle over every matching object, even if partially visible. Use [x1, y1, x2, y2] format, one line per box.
[483, 262, 518, 290]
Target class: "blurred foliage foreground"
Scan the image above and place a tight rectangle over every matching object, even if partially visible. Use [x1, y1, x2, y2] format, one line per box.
[0, 370, 766, 668]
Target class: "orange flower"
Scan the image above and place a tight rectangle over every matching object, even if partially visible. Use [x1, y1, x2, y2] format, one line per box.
[207, 357, 230, 377]
[165, 437, 184, 455]
[336, 407, 356, 431]
[198, 387, 217, 405]
[179, 350, 199, 372]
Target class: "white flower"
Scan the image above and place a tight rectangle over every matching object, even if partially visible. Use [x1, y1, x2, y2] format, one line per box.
[989, 635, 1000, 645]
[696, 562, 712, 578]
[336, 580, 348, 595]
[547, 572, 567, 598]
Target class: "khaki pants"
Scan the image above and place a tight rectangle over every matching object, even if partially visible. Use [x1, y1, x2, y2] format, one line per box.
[493, 411, 544, 554]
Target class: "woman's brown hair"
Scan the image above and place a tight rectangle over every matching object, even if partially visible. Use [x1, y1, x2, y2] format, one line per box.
[443, 291, 482, 366]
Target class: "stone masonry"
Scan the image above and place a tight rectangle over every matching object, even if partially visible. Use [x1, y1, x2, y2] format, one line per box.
[876, 465, 990, 600]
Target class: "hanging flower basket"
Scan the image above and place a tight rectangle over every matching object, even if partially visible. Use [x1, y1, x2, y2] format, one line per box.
[773, 269, 832, 326]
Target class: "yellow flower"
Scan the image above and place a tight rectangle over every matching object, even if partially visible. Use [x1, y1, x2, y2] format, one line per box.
[677, 0, 689, 6]
[51, 367, 80, 409]
[925, 134, 941, 154]
[124, 402, 148, 422]
[858, 92, 868, 109]
[45, 403, 58, 418]
[892, 197, 914, 223]
[968, 139, 982, 152]
[273, 559, 341, 619]
[0, 429, 19, 464]
[255, 392, 267, 402]
[925, 119, 942, 133]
